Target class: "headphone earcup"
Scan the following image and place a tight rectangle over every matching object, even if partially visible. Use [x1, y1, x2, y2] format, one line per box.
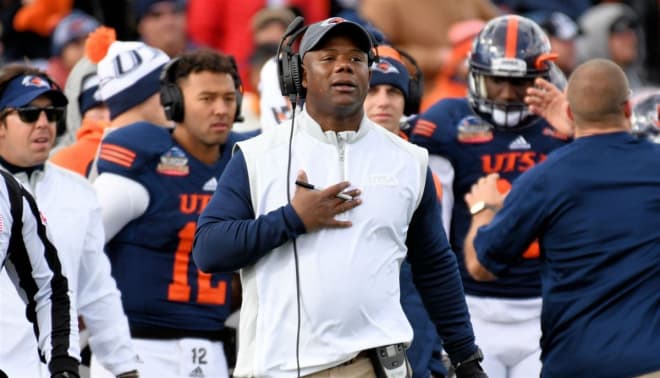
[405, 76, 422, 116]
[290, 55, 304, 98]
[277, 53, 292, 97]
[234, 88, 244, 122]
[159, 82, 184, 123]
[278, 51, 302, 99]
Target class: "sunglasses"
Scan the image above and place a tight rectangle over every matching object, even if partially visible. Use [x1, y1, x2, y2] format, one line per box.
[6, 106, 65, 123]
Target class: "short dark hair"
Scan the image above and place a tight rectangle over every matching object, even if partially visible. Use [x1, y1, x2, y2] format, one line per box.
[170, 48, 241, 90]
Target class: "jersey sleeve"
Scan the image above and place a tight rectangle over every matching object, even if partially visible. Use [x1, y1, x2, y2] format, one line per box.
[409, 99, 464, 164]
[474, 165, 549, 276]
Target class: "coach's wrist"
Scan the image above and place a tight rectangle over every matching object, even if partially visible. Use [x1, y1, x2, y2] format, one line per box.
[454, 347, 484, 370]
[453, 347, 486, 378]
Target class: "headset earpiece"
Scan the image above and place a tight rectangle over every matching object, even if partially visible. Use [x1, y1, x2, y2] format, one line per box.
[228, 55, 244, 123]
[159, 57, 184, 122]
[277, 17, 308, 102]
[396, 48, 423, 116]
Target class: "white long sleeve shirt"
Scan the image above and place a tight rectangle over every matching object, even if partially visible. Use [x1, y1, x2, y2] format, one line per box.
[0, 162, 138, 377]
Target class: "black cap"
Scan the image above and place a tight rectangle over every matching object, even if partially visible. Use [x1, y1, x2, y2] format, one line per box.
[299, 17, 373, 59]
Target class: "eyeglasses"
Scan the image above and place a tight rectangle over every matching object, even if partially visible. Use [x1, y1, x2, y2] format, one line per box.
[5, 106, 65, 123]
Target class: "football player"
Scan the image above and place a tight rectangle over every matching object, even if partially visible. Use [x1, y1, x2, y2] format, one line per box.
[410, 15, 569, 378]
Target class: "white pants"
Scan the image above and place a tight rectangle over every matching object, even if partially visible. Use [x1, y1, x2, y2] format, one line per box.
[466, 295, 542, 378]
[90, 337, 228, 378]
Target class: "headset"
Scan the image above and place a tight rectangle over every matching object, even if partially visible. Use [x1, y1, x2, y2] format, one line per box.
[159, 55, 244, 123]
[277, 16, 379, 103]
[0, 70, 67, 137]
[395, 48, 423, 116]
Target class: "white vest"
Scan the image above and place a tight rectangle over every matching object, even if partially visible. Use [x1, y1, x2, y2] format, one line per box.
[234, 109, 429, 377]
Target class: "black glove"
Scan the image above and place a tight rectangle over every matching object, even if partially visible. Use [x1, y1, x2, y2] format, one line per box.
[116, 370, 140, 378]
[454, 359, 488, 378]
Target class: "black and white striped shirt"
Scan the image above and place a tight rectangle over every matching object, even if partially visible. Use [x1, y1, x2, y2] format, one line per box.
[0, 170, 79, 376]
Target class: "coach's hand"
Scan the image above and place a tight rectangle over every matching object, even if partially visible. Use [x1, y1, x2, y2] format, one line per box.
[454, 360, 488, 378]
[292, 170, 362, 232]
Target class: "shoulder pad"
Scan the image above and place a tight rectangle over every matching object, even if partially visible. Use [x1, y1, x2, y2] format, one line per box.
[412, 99, 472, 143]
[97, 122, 172, 174]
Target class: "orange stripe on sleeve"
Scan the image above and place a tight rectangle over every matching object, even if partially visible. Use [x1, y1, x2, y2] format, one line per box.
[99, 149, 134, 165]
[413, 120, 437, 137]
[416, 119, 437, 129]
[413, 127, 435, 138]
[505, 17, 519, 58]
[99, 153, 133, 168]
[102, 144, 136, 159]
[99, 144, 135, 168]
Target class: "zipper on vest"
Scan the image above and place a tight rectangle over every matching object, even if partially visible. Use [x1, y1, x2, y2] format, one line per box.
[337, 133, 347, 180]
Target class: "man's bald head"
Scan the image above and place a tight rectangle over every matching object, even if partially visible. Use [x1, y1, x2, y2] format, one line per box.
[566, 59, 630, 127]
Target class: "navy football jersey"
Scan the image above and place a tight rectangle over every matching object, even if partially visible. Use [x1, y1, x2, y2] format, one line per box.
[410, 98, 569, 298]
[97, 122, 248, 335]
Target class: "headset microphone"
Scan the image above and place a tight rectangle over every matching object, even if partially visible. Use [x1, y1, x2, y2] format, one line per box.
[283, 16, 305, 39]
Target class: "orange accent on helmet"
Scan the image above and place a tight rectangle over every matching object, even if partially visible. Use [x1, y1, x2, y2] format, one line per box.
[535, 52, 558, 70]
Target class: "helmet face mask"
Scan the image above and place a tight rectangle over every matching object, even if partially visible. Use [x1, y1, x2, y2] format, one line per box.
[468, 15, 556, 130]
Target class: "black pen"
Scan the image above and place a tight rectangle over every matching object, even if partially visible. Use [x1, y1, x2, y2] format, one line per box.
[295, 180, 353, 201]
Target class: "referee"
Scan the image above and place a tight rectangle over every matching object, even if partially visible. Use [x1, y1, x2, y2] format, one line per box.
[0, 170, 79, 378]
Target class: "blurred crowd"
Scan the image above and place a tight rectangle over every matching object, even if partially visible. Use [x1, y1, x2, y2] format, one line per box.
[0, 0, 658, 130]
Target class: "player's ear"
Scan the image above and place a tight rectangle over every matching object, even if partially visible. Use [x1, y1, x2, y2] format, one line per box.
[566, 106, 574, 121]
[623, 100, 632, 119]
